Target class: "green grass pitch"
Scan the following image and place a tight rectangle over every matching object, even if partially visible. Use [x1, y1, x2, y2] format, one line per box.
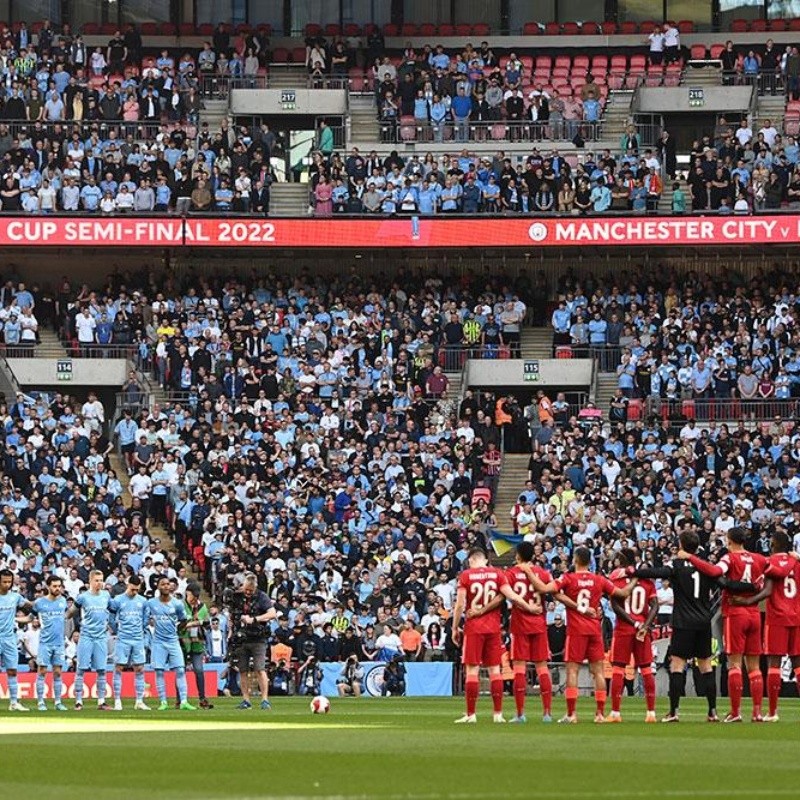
[0, 697, 799, 799]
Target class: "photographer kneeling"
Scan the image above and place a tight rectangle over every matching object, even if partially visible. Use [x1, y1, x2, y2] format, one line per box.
[337, 654, 364, 697]
[382, 655, 407, 697]
[226, 572, 277, 710]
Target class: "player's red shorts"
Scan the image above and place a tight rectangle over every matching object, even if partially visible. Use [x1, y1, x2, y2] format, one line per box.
[565, 632, 604, 664]
[611, 629, 653, 667]
[724, 614, 762, 656]
[462, 631, 502, 667]
[510, 632, 550, 663]
[763, 622, 800, 657]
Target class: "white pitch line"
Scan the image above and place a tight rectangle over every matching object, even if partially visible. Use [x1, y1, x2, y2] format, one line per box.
[197, 792, 800, 800]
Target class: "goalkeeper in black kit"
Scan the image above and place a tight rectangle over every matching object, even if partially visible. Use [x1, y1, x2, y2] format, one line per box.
[634, 531, 753, 722]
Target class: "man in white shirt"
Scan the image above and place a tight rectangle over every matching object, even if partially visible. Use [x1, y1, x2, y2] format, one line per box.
[81, 392, 105, 434]
[735, 119, 753, 147]
[75, 308, 96, 346]
[758, 119, 779, 148]
[648, 29, 665, 65]
[663, 23, 680, 63]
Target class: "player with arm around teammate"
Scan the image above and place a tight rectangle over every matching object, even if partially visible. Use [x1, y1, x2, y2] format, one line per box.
[108, 575, 150, 711]
[451, 547, 541, 724]
[0, 568, 32, 710]
[607, 548, 659, 723]
[32, 575, 69, 711]
[521, 546, 637, 724]
[680, 526, 766, 722]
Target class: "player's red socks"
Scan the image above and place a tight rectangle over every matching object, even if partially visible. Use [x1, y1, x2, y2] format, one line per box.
[513, 667, 527, 717]
[595, 688, 607, 716]
[767, 668, 782, 717]
[490, 676, 504, 715]
[565, 686, 578, 717]
[641, 666, 656, 713]
[537, 667, 553, 716]
[610, 666, 625, 713]
[465, 675, 479, 716]
[728, 667, 743, 717]
[748, 670, 763, 717]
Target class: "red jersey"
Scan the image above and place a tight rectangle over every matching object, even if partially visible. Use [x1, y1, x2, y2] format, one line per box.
[553, 570, 616, 635]
[718, 550, 766, 617]
[609, 567, 656, 631]
[764, 554, 800, 627]
[506, 564, 551, 635]
[458, 566, 509, 635]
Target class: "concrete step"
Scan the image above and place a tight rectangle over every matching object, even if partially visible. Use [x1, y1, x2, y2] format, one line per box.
[270, 183, 311, 216]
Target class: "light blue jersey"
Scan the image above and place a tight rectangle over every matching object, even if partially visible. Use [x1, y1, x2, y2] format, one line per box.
[147, 596, 186, 643]
[109, 592, 148, 666]
[33, 595, 67, 668]
[75, 590, 111, 640]
[0, 590, 25, 670]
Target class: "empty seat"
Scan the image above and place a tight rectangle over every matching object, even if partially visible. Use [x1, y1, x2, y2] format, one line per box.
[325, 24, 341, 36]
[348, 67, 365, 92]
[640, 21, 657, 34]
[291, 47, 307, 63]
[272, 47, 289, 62]
[582, 21, 600, 34]
[197, 23, 214, 36]
[141, 22, 158, 35]
[160, 22, 177, 35]
[236, 23, 252, 34]
[791, 18, 800, 31]
[646, 65, 663, 86]
[305, 23, 322, 36]
[555, 346, 574, 359]
[710, 43, 725, 59]
[344, 23, 361, 36]
[545, 22, 560, 35]
[678, 20, 694, 33]
[438, 23, 455, 36]
[455, 24, 471, 36]
[523, 22, 540, 35]
[629, 54, 646, 71]
[610, 54, 627, 71]
[473, 23, 490, 36]
[731, 18, 748, 32]
[179, 22, 194, 36]
[562, 21, 579, 35]
[491, 123, 507, 140]
[257, 24, 273, 35]
[751, 19, 768, 31]
[620, 21, 637, 34]
[690, 44, 707, 60]
[419, 23, 436, 37]
[382, 23, 398, 36]
[554, 54, 571, 70]
[573, 54, 590, 71]
[601, 21, 618, 35]
[401, 23, 417, 36]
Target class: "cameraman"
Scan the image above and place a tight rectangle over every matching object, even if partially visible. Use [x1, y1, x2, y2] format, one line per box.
[297, 655, 323, 696]
[336, 654, 364, 697]
[381, 656, 407, 697]
[227, 572, 277, 710]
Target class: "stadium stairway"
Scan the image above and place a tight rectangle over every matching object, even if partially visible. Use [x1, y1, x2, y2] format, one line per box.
[491, 453, 531, 565]
[38, 328, 70, 358]
[519, 326, 553, 359]
[681, 65, 723, 86]
[348, 95, 381, 147]
[270, 182, 311, 215]
[757, 93, 786, 133]
[199, 98, 229, 133]
[594, 371, 618, 417]
[658, 182, 675, 213]
[600, 88, 636, 144]
[267, 65, 309, 88]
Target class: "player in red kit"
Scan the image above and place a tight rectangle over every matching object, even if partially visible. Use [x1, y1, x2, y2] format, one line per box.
[521, 546, 637, 724]
[730, 531, 800, 721]
[680, 526, 766, 722]
[451, 548, 540, 724]
[606, 548, 659, 723]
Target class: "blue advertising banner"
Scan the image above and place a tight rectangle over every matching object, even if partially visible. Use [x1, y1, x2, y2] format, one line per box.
[319, 661, 453, 697]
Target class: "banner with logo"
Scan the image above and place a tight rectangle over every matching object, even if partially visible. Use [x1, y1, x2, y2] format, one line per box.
[319, 661, 453, 697]
[2, 215, 800, 248]
[0, 670, 217, 700]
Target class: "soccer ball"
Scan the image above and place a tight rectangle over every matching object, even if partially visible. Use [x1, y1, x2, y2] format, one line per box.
[310, 695, 330, 714]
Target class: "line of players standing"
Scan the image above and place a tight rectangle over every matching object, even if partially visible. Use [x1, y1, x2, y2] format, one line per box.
[452, 525, 800, 724]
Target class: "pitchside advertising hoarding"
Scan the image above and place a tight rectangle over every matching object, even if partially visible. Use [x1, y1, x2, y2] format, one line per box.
[2, 215, 800, 248]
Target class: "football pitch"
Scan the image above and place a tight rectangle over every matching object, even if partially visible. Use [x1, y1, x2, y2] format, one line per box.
[0, 697, 798, 800]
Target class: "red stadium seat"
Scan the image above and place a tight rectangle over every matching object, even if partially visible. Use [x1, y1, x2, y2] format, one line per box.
[236, 23, 252, 34]
[82, 22, 97, 35]
[325, 24, 341, 36]
[419, 23, 436, 37]
[627, 399, 643, 420]
[523, 22, 540, 35]
[771, 20, 788, 31]
[382, 23, 398, 36]
[291, 46, 307, 63]
[140, 22, 158, 35]
[620, 21, 637, 34]
[690, 44, 707, 60]
[401, 23, 417, 36]
[363, 23, 377, 35]
[348, 67, 365, 92]
[271, 47, 289, 62]
[751, 19, 767, 31]
[305, 23, 322, 37]
[601, 21, 618, 35]
[455, 24, 471, 36]
[639, 21, 657, 34]
[101, 22, 117, 35]
[438, 24, 455, 36]
[256, 24, 273, 36]
[591, 55, 608, 73]
[573, 55, 590, 71]
[791, 18, 800, 31]
[179, 23, 195, 37]
[160, 22, 177, 35]
[710, 43, 726, 59]
[629, 54, 646, 71]
[562, 22, 580, 35]
[555, 346, 574, 359]
[491, 123, 506, 140]
[581, 21, 600, 35]
[473, 23, 490, 36]
[545, 22, 560, 35]
[730, 18, 748, 31]
[610, 54, 627, 71]
[646, 65, 663, 86]
[344, 24, 360, 36]
[678, 20, 695, 33]
[197, 23, 214, 36]
[664, 64, 682, 86]
[536, 55, 552, 71]
[555, 54, 571, 70]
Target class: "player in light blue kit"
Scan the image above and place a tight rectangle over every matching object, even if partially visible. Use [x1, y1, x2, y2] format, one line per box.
[146, 576, 196, 711]
[70, 569, 111, 710]
[108, 575, 150, 711]
[32, 575, 69, 711]
[0, 568, 32, 710]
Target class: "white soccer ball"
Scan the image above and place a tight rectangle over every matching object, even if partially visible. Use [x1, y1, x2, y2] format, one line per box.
[310, 695, 331, 714]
